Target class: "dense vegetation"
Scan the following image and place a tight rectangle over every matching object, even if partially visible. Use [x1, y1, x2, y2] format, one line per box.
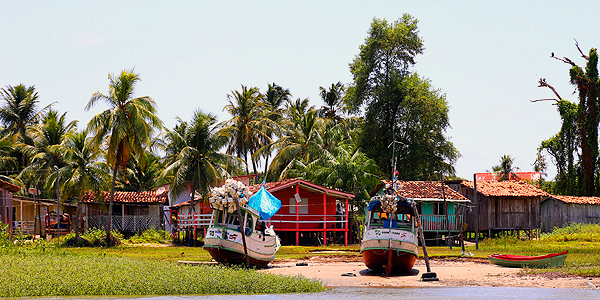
[0, 15, 458, 218]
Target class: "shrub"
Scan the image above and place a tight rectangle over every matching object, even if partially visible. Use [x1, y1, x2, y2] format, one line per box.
[541, 223, 600, 242]
[126, 228, 171, 244]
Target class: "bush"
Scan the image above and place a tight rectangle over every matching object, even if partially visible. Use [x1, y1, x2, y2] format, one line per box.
[126, 228, 171, 244]
[61, 228, 124, 247]
[541, 223, 600, 242]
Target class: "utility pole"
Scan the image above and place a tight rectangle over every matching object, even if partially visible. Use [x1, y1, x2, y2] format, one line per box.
[440, 173, 451, 249]
[474, 174, 479, 250]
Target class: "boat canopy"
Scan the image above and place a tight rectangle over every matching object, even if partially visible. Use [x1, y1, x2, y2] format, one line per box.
[367, 197, 414, 215]
[248, 186, 282, 220]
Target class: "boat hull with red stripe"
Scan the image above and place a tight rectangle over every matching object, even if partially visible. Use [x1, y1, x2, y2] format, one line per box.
[488, 251, 568, 268]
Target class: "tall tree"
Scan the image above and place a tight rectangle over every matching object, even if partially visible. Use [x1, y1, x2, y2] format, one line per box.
[85, 69, 163, 244]
[220, 85, 273, 174]
[318, 82, 345, 123]
[162, 110, 234, 211]
[52, 130, 108, 238]
[258, 83, 290, 176]
[536, 43, 599, 195]
[0, 84, 49, 141]
[345, 16, 458, 179]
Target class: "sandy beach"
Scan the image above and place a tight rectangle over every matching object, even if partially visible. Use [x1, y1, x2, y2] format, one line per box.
[260, 256, 599, 289]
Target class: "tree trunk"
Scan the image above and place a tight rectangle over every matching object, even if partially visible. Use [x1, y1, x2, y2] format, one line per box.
[106, 167, 118, 246]
[74, 203, 82, 239]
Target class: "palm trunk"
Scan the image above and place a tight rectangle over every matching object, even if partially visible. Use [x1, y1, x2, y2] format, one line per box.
[74, 203, 82, 239]
[106, 166, 117, 246]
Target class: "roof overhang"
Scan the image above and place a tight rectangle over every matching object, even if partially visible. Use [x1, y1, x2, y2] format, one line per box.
[407, 197, 472, 203]
[269, 179, 355, 199]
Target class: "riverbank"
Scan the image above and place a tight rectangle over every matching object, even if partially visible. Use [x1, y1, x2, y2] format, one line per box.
[260, 256, 600, 289]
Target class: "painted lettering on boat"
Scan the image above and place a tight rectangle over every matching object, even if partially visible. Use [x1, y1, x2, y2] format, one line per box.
[365, 229, 415, 243]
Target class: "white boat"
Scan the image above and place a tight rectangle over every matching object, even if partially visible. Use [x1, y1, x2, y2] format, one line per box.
[361, 194, 419, 275]
[203, 204, 280, 268]
[203, 184, 282, 268]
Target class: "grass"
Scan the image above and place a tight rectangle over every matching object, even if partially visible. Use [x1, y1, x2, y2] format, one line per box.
[0, 247, 324, 297]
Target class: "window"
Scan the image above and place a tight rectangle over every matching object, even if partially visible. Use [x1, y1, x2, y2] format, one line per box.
[289, 198, 308, 214]
[433, 203, 446, 215]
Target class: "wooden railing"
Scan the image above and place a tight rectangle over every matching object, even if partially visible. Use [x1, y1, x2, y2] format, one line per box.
[177, 213, 212, 230]
[419, 214, 463, 232]
[13, 220, 35, 234]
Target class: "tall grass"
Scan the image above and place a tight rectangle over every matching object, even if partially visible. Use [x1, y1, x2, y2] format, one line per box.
[0, 248, 324, 297]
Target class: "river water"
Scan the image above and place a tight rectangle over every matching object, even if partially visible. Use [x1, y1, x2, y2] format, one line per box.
[75, 286, 598, 300]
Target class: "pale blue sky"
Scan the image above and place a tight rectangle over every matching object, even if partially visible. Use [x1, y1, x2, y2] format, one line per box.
[2, 1, 599, 179]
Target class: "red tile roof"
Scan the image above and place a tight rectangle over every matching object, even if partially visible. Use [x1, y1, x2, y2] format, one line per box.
[382, 180, 469, 201]
[462, 181, 549, 197]
[249, 178, 354, 199]
[548, 195, 600, 205]
[81, 190, 168, 204]
[0, 179, 20, 193]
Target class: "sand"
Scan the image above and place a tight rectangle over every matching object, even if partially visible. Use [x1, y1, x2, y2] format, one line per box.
[259, 256, 600, 289]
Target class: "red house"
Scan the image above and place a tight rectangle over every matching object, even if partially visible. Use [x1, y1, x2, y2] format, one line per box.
[249, 179, 354, 246]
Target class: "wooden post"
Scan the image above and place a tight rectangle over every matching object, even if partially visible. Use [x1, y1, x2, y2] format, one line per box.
[474, 174, 479, 250]
[344, 198, 349, 246]
[234, 197, 249, 266]
[295, 185, 300, 246]
[440, 174, 451, 249]
[323, 193, 327, 246]
[412, 201, 437, 280]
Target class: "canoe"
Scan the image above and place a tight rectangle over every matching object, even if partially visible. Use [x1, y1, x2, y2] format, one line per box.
[488, 250, 568, 268]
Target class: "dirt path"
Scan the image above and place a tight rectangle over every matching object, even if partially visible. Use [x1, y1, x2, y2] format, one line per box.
[259, 256, 599, 289]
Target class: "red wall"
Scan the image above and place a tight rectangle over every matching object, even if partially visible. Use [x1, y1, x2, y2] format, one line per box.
[268, 185, 338, 230]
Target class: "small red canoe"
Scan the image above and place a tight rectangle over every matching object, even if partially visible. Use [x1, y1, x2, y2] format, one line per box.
[488, 250, 568, 268]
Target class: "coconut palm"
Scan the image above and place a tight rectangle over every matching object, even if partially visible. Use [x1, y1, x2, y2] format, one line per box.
[117, 149, 164, 192]
[493, 154, 519, 181]
[17, 109, 77, 196]
[50, 130, 108, 238]
[318, 82, 345, 123]
[258, 83, 290, 176]
[267, 107, 325, 180]
[162, 110, 235, 212]
[220, 85, 274, 174]
[0, 84, 50, 140]
[85, 69, 163, 244]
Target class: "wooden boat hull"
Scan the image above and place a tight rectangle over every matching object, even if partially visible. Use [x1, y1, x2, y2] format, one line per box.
[360, 228, 418, 274]
[488, 251, 568, 268]
[203, 226, 280, 268]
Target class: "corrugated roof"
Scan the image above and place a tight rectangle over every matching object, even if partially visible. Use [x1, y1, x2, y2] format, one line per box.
[81, 190, 168, 204]
[462, 181, 549, 197]
[548, 195, 600, 205]
[383, 180, 469, 201]
[0, 179, 20, 193]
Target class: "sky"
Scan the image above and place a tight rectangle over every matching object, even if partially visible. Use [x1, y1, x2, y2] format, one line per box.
[2, 1, 599, 180]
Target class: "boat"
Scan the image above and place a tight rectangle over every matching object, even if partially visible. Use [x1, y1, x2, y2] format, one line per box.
[488, 250, 568, 268]
[203, 181, 282, 268]
[361, 183, 419, 275]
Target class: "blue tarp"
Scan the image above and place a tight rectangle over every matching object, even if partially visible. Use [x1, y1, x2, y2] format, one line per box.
[248, 186, 282, 220]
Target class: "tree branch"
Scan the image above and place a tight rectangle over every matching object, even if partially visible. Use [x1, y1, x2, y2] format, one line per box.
[574, 39, 589, 60]
[537, 78, 563, 100]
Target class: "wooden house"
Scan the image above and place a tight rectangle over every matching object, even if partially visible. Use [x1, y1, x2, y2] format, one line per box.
[372, 180, 471, 243]
[249, 179, 354, 246]
[81, 190, 168, 234]
[541, 195, 600, 232]
[0, 179, 20, 233]
[11, 195, 76, 235]
[461, 181, 549, 237]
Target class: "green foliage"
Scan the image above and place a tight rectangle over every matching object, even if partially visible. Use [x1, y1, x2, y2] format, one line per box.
[345, 16, 458, 179]
[0, 222, 10, 247]
[126, 228, 171, 244]
[0, 249, 324, 297]
[541, 223, 600, 242]
[62, 228, 124, 247]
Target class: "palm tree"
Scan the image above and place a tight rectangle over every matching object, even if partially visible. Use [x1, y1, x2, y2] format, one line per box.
[117, 149, 164, 192]
[162, 110, 235, 212]
[51, 130, 108, 238]
[493, 154, 519, 181]
[0, 84, 49, 140]
[318, 82, 345, 123]
[17, 109, 77, 198]
[258, 83, 290, 176]
[85, 69, 163, 244]
[220, 85, 274, 174]
[267, 108, 325, 180]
